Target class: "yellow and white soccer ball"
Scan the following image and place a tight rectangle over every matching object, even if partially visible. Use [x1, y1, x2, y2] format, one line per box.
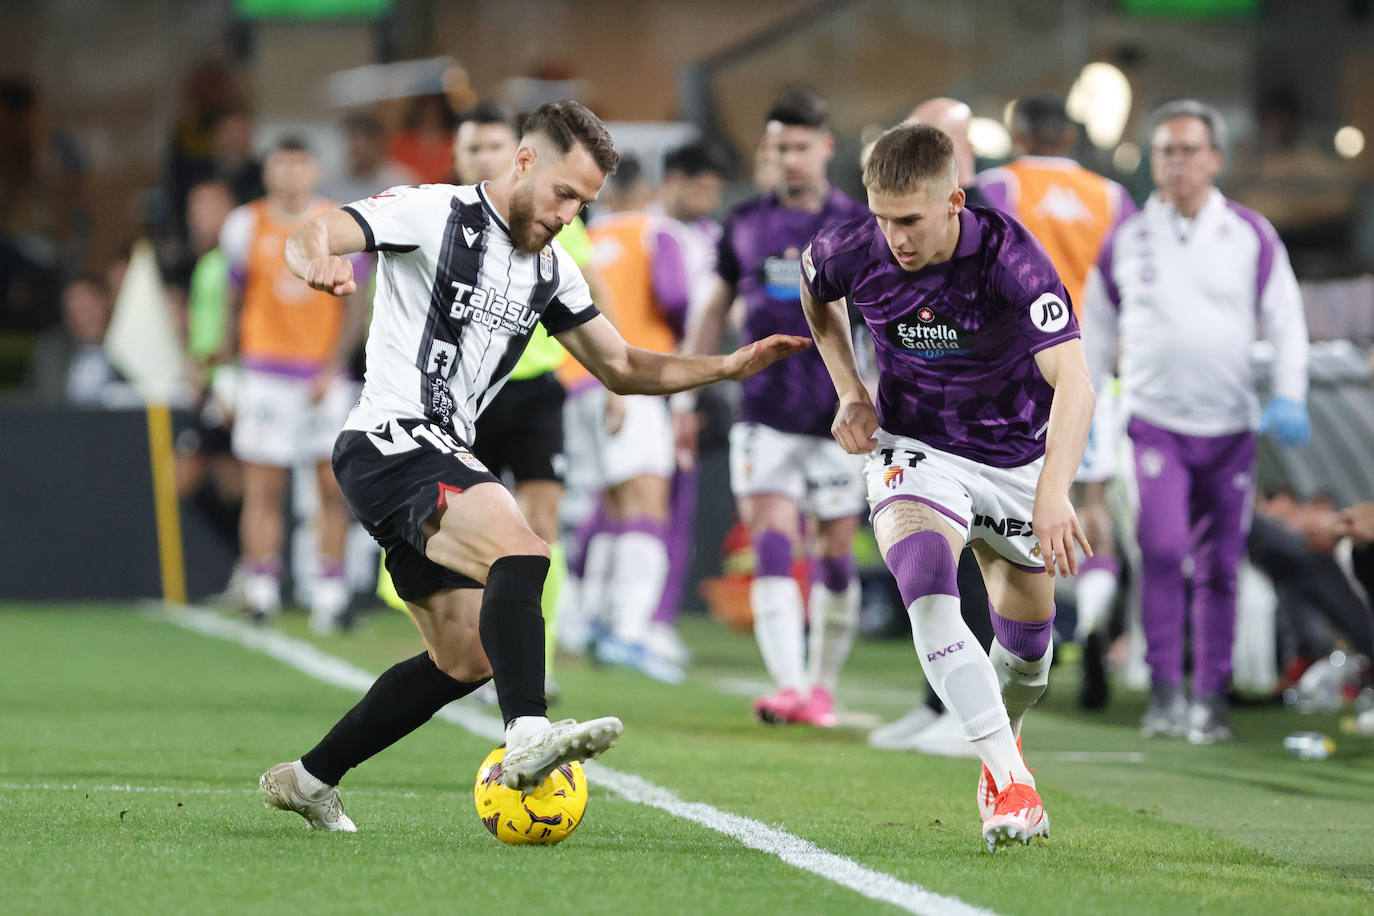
[473, 746, 588, 845]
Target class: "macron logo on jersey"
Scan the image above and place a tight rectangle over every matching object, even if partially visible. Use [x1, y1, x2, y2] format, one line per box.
[449, 280, 540, 334]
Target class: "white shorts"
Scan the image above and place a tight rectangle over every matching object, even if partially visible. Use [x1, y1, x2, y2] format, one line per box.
[563, 386, 674, 489]
[729, 421, 865, 521]
[1075, 385, 1118, 484]
[231, 367, 357, 467]
[865, 429, 1045, 572]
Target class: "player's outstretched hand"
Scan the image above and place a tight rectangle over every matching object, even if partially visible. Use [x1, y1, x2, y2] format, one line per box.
[304, 255, 357, 296]
[832, 396, 878, 455]
[1032, 491, 1092, 578]
[725, 334, 811, 380]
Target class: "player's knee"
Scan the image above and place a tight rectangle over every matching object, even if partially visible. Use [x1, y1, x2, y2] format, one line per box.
[751, 528, 795, 577]
[429, 644, 492, 683]
[488, 534, 551, 568]
[1136, 525, 1186, 567]
[886, 530, 958, 609]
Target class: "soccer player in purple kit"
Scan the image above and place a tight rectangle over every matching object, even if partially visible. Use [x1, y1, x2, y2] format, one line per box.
[800, 122, 1096, 851]
[675, 91, 871, 727]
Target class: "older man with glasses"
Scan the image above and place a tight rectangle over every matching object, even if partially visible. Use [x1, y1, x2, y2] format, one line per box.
[1082, 99, 1311, 744]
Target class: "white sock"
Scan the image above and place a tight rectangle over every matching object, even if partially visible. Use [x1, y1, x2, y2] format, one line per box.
[505, 715, 551, 748]
[751, 576, 807, 691]
[553, 573, 588, 654]
[1074, 567, 1118, 641]
[609, 530, 669, 645]
[806, 582, 859, 692]
[989, 638, 1052, 737]
[310, 576, 349, 619]
[907, 594, 1032, 789]
[579, 530, 617, 633]
[292, 759, 331, 794]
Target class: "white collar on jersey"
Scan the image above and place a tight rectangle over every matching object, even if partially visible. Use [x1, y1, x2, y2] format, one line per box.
[476, 181, 512, 234]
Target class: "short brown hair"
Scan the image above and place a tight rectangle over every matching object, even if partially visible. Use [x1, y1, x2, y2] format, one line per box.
[522, 100, 619, 175]
[862, 122, 956, 195]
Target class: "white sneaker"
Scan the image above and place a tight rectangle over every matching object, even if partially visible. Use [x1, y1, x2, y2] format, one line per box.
[308, 577, 350, 636]
[868, 705, 940, 751]
[259, 761, 356, 832]
[905, 710, 979, 758]
[645, 623, 692, 668]
[500, 716, 623, 791]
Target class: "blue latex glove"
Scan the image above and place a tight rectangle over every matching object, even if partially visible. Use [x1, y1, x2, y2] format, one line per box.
[1259, 397, 1310, 447]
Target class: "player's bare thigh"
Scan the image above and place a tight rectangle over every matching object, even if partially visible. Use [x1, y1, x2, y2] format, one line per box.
[815, 513, 859, 559]
[515, 479, 564, 544]
[872, 499, 963, 562]
[423, 481, 550, 584]
[1071, 479, 1116, 555]
[737, 492, 802, 546]
[406, 587, 491, 682]
[606, 473, 671, 523]
[970, 539, 1054, 623]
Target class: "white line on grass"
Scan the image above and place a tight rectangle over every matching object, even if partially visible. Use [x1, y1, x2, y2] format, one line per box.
[159, 604, 1003, 916]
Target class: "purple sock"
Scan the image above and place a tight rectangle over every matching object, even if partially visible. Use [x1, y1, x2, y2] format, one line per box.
[654, 469, 698, 624]
[319, 559, 345, 580]
[620, 516, 670, 542]
[1077, 554, 1120, 577]
[885, 530, 958, 608]
[568, 501, 611, 579]
[248, 558, 280, 577]
[991, 606, 1055, 661]
[816, 554, 856, 593]
[753, 529, 794, 578]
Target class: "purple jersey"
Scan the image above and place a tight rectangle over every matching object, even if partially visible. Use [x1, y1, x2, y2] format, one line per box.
[717, 188, 869, 437]
[802, 205, 1080, 467]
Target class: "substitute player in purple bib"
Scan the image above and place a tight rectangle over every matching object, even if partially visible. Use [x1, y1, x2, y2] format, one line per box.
[801, 123, 1096, 851]
[255, 101, 809, 831]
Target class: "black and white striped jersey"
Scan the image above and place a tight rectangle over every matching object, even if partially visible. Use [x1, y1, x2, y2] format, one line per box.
[340, 182, 599, 443]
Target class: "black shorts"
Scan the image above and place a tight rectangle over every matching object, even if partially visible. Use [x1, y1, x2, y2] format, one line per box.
[333, 419, 501, 602]
[472, 372, 566, 484]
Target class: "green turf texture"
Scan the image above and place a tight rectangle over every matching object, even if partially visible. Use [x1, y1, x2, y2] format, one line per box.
[1, 605, 1370, 915]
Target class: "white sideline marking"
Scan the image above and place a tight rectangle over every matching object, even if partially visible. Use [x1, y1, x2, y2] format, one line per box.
[159, 605, 1002, 916]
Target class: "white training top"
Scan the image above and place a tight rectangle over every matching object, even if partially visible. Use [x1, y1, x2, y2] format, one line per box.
[1081, 188, 1308, 437]
[340, 182, 598, 443]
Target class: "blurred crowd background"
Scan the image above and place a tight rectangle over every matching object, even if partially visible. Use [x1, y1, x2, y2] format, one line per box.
[2, 0, 1374, 733]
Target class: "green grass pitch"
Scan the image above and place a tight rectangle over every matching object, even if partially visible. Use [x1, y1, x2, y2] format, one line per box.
[1, 604, 1370, 915]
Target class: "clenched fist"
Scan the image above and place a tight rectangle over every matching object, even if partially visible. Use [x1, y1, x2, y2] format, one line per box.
[304, 255, 357, 296]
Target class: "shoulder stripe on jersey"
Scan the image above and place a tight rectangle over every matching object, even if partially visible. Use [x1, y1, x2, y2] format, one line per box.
[415, 195, 487, 429]
[342, 204, 419, 253]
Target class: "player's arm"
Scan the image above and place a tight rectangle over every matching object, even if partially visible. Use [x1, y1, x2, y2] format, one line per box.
[284, 209, 366, 296]
[669, 275, 737, 462]
[1032, 338, 1096, 577]
[800, 284, 877, 455]
[554, 312, 808, 396]
[1257, 233, 1310, 446]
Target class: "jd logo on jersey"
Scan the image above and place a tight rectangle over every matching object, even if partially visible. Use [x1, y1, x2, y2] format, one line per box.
[885, 305, 968, 360]
[1030, 292, 1069, 333]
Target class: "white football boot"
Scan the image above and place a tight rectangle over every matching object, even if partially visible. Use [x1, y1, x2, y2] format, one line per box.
[500, 716, 623, 791]
[259, 761, 356, 832]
